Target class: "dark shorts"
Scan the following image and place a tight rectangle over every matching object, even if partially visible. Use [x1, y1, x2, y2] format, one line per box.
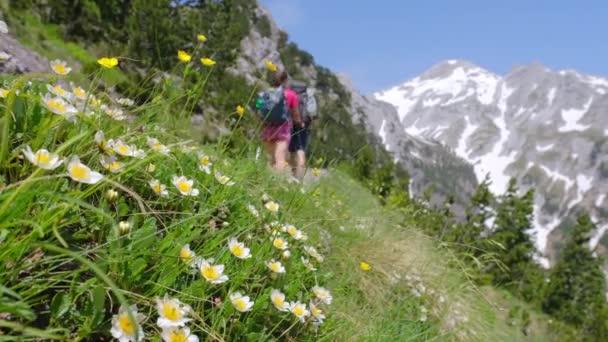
[289, 126, 308, 152]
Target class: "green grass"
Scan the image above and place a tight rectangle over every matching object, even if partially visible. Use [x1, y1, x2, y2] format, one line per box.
[0, 28, 564, 342]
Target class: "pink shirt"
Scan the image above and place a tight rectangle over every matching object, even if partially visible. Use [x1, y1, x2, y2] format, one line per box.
[284, 88, 298, 110]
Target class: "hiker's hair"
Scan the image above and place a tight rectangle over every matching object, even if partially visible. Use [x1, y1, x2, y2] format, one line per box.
[272, 71, 288, 87]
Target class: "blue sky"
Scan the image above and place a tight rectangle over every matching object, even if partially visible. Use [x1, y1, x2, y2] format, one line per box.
[261, 0, 608, 94]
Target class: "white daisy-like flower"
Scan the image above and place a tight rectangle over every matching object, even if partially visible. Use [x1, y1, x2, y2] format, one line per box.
[46, 84, 72, 100]
[94, 130, 113, 153]
[286, 225, 303, 240]
[149, 179, 169, 197]
[228, 238, 251, 259]
[22, 146, 63, 170]
[147, 137, 170, 154]
[198, 258, 228, 284]
[301, 257, 317, 271]
[214, 172, 235, 186]
[117, 98, 135, 107]
[310, 301, 326, 325]
[172, 176, 199, 197]
[105, 107, 127, 121]
[197, 153, 212, 174]
[304, 246, 325, 263]
[312, 286, 332, 305]
[272, 237, 288, 250]
[230, 292, 254, 312]
[266, 259, 285, 274]
[246, 204, 259, 218]
[67, 157, 103, 184]
[50, 59, 71, 75]
[0, 52, 10, 60]
[179, 244, 197, 267]
[42, 93, 77, 119]
[156, 294, 192, 328]
[161, 326, 199, 342]
[147, 163, 156, 172]
[100, 155, 124, 173]
[0, 21, 8, 34]
[0, 88, 10, 98]
[289, 301, 310, 323]
[112, 140, 139, 157]
[72, 86, 87, 101]
[265, 201, 279, 213]
[110, 304, 146, 342]
[270, 289, 289, 312]
[282, 250, 291, 259]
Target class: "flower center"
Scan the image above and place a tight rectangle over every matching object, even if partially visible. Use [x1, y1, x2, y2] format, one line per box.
[118, 314, 135, 335]
[231, 244, 243, 257]
[53, 86, 65, 95]
[74, 88, 85, 98]
[274, 239, 284, 249]
[70, 164, 90, 180]
[169, 330, 188, 342]
[180, 248, 192, 263]
[162, 303, 182, 321]
[35, 151, 50, 165]
[153, 183, 162, 194]
[202, 265, 219, 280]
[270, 263, 280, 272]
[47, 99, 66, 113]
[200, 156, 209, 166]
[177, 180, 191, 193]
[117, 144, 130, 155]
[294, 306, 304, 316]
[234, 298, 247, 311]
[313, 307, 322, 316]
[108, 161, 121, 171]
[273, 296, 284, 307]
[54, 64, 66, 74]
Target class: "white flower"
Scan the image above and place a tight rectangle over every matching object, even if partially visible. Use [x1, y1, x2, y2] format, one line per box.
[265, 201, 279, 213]
[198, 258, 228, 284]
[215, 172, 235, 186]
[149, 179, 169, 197]
[301, 257, 317, 271]
[230, 292, 254, 312]
[42, 93, 77, 119]
[198, 153, 212, 174]
[112, 140, 139, 157]
[172, 176, 199, 197]
[156, 294, 192, 328]
[100, 155, 124, 173]
[0, 20, 8, 34]
[304, 246, 324, 263]
[105, 107, 127, 121]
[161, 327, 199, 342]
[228, 238, 251, 259]
[179, 244, 197, 267]
[94, 130, 113, 153]
[312, 286, 332, 305]
[289, 301, 310, 323]
[46, 84, 72, 100]
[270, 289, 289, 312]
[22, 146, 63, 170]
[72, 85, 87, 101]
[147, 163, 156, 172]
[272, 237, 288, 250]
[110, 304, 146, 342]
[147, 137, 170, 154]
[286, 225, 303, 240]
[67, 157, 103, 184]
[282, 250, 291, 259]
[266, 259, 285, 274]
[0, 52, 10, 60]
[246, 204, 259, 218]
[117, 98, 135, 107]
[310, 301, 326, 325]
[0, 88, 9, 98]
[50, 59, 71, 75]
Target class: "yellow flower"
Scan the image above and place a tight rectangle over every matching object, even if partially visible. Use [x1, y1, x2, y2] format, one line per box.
[161, 327, 198, 342]
[312, 168, 321, 177]
[179, 244, 197, 267]
[50, 59, 71, 75]
[198, 258, 228, 284]
[97, 57, 119, 69]
[177, 50, 192, 63]
[149, 179, 169, 197]
[236, 105, 245, 117]
[200, 57, 216, 66]
[289, 301, 310, 323]
[265, 60, 277, 72]
[110, 304, 145, 342]
[273, 237, 288, 250]
[0, 88, 9, 98]
[265, 201, 279, 213]
[197, 34, 207, 42]
[100, 155, 124, 173]
[266, 259, 285, 274]
[360, 261, 372, 271]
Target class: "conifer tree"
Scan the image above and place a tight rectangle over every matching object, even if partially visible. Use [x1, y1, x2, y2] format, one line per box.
[542, 214, 608, 339]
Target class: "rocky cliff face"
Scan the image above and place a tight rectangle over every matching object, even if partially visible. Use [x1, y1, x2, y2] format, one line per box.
[375, 60, 608, 265]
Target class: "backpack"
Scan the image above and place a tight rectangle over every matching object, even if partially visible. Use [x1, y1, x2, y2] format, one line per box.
[289, 81, 317, 124]
[255, 86, 290, 124]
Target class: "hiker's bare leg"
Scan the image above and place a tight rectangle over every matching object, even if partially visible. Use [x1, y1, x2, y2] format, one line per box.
[274, 140, 289, 171]
[263, 141, 276, 167]
[294, 150, 306, 180]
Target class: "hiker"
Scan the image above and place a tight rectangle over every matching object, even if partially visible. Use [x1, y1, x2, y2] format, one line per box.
[255, 71, 303, 171]
[288, 81, 317, 180]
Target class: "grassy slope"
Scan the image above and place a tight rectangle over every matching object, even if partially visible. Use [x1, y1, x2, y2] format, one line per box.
[0, 17, 563, 342]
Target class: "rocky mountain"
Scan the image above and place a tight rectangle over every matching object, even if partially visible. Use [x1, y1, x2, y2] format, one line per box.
[235, 5, 478, 206]
[375, 60, 608, 265]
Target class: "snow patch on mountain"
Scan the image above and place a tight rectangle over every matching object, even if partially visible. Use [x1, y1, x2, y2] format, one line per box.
[378, 119, 390, 151]
[558, 98, 593, 132]
[536, 143, 554, 152]
[596, 194, 606, 207]
[547, 88, 556, 105]
[455, 116, 478, 158]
